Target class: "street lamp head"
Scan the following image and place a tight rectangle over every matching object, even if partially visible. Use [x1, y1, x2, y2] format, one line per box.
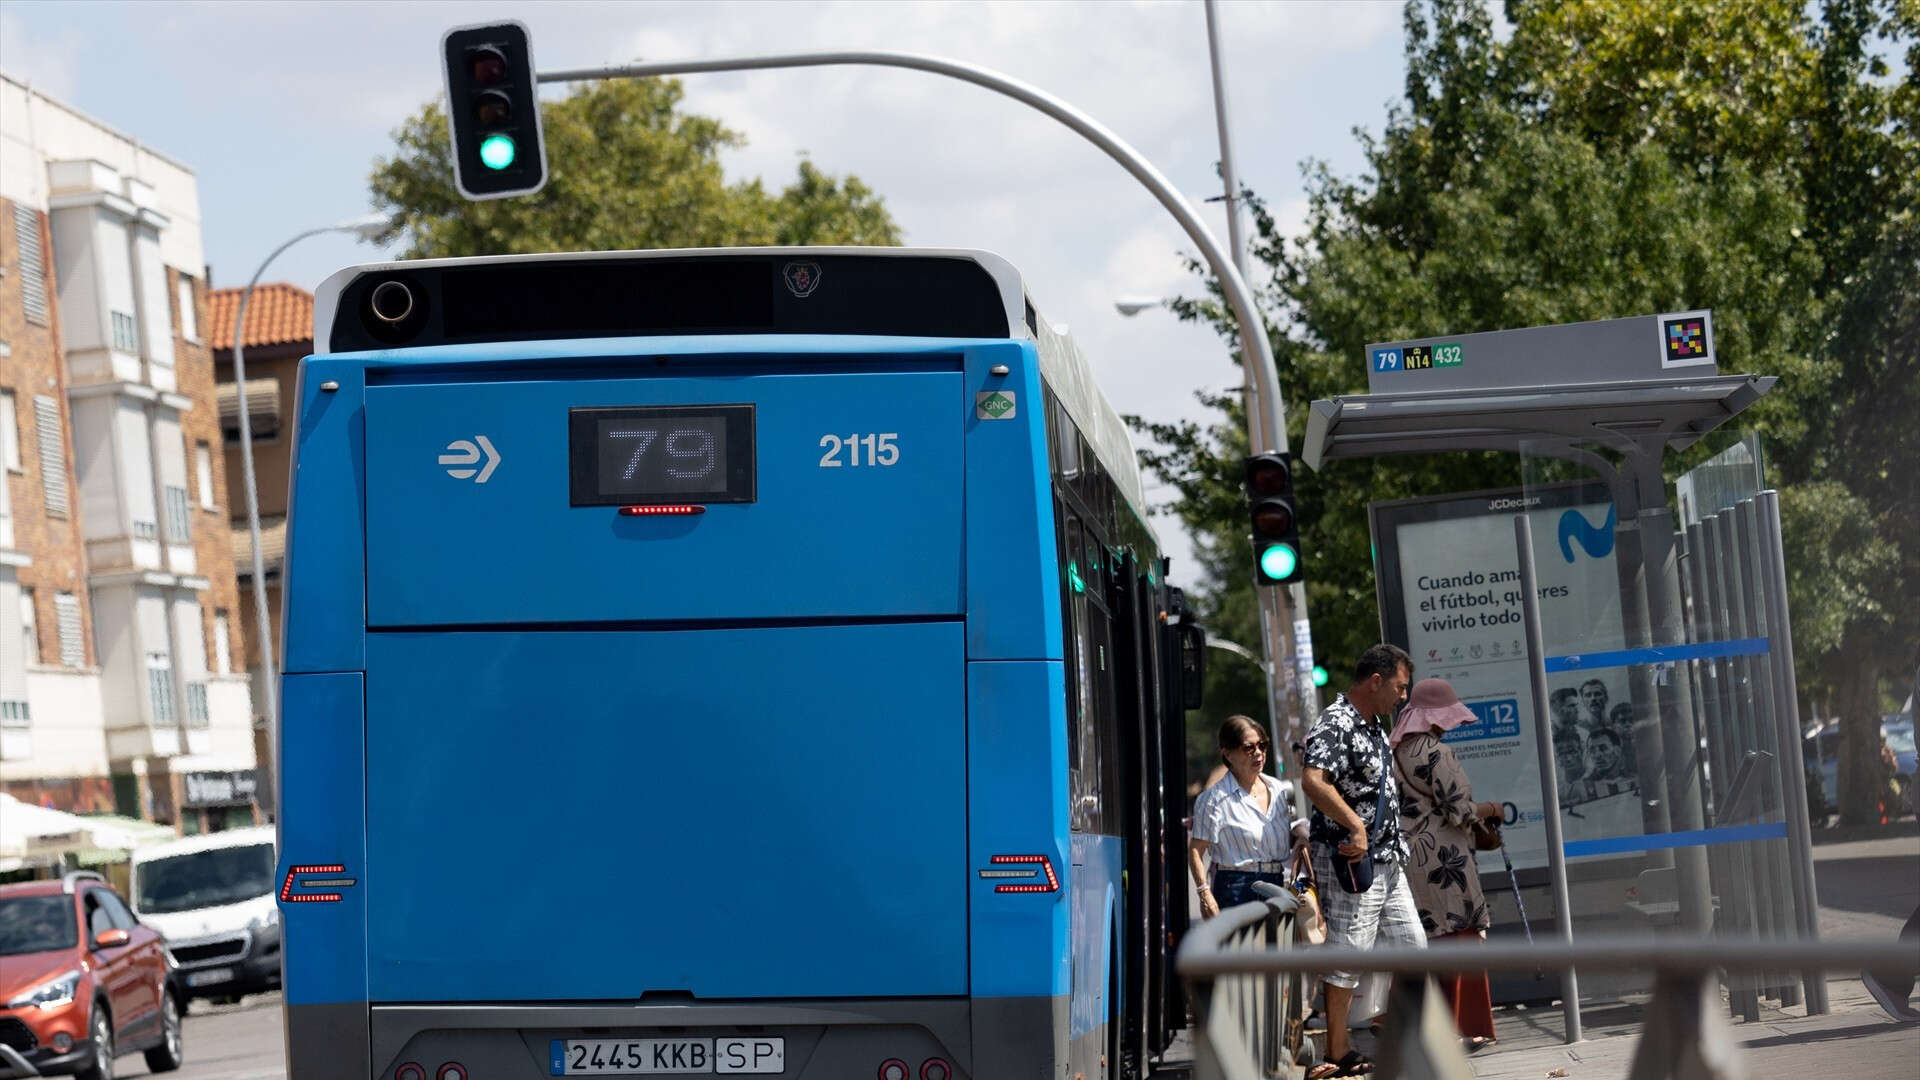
[334, 213, 392, 241]
[1114, 296, 1163, 317]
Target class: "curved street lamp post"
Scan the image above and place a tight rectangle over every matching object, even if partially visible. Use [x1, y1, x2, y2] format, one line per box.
[230, 214, 386, 822]
[536, 33, 1322, 747]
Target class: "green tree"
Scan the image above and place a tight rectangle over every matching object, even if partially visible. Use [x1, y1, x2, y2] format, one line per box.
[369, 76, 901, 257]
[1137, 0, 1917, 822]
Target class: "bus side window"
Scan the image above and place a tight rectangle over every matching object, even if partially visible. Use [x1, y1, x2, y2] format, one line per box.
[1065, 513, 1091, 830]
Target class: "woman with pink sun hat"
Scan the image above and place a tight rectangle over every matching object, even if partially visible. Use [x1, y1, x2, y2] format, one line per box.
[1390, 677, 1505, 1050]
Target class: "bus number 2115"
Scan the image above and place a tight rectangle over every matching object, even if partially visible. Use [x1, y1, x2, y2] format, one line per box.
[818, 433, 899, 467]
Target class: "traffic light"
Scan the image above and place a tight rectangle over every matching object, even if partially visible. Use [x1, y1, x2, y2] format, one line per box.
[442, 21, 548, 201]
[1244, 452, 1303, 585]
[1312, 664, 1329, 688]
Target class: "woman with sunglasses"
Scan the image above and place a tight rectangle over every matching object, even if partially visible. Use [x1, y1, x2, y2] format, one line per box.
[1190, 715, 1294, 918]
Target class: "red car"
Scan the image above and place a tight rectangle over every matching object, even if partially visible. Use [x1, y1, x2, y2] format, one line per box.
[0, 872, 184, 1079]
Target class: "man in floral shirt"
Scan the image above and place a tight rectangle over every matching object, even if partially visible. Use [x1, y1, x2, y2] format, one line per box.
[1302, 643, 1424, 1078]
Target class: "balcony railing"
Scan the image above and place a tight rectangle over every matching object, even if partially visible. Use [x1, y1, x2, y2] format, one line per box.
[132, 518, 159, 541]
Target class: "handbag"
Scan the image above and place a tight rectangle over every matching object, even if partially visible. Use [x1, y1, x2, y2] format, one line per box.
[1289, 847, 1327, 945]
[1333, 769, 1392, 894]
[1470, 814, 1504, 852]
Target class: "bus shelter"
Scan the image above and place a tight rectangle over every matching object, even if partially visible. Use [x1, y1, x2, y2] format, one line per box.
[1301, 311, 1824, 1026]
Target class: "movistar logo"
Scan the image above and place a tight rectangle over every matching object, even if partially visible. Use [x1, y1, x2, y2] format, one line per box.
[1558, 506, 1616, 562]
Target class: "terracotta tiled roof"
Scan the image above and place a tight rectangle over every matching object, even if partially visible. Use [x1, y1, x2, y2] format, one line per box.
[208, 283, 314, 351]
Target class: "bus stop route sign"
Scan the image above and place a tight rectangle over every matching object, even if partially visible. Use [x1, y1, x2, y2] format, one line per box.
[1366, 310, 1715, 396]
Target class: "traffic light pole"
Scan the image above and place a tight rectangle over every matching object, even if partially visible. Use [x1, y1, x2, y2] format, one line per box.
[539, 40, 1321, 734]
[1206, 0, 1319, 768]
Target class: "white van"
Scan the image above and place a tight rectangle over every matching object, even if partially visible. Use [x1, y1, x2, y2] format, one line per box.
[127, 826, 281, 1003]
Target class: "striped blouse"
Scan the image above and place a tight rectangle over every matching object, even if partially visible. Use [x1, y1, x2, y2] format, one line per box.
[1193, 771, 1289, 868]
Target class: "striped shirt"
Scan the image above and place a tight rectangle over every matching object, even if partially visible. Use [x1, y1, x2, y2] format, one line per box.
[1193, 771, 1289, 868]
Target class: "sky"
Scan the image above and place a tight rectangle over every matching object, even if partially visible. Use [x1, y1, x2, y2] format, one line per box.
[0, 0, 1411, 587]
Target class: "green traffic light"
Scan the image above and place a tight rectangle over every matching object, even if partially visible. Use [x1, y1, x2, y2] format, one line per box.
[1258, 542, 1298, 581]
[479, 134, 518, 170]
[1312, 665, 1329, 687]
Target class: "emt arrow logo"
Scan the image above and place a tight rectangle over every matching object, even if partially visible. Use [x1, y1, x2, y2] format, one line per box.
[440, 435, 501, 483]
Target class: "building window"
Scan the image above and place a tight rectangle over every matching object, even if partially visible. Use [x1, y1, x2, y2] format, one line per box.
[185, 682, 209, 729]
[177, 277, 198, 342]
[54, 592, 83, 667]
[195, 441, 214, 510]
[146, 650, 176, 726]
[33, 395, 68, 517]
[110, 310, 139, 353]
[0, 698, 26, 729]
[164, 484, 191, 541]
[20, 588, 39, 665]
[213, 609, 231, 674]
[13, 205, 47, 327]
[1, 390, 19, 472]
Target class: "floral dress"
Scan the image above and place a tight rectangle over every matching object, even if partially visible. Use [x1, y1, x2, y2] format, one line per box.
[1393, 732, 1490, 937]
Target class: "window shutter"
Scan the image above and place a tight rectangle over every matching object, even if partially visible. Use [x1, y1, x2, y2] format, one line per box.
[54, 592, 84, 667]
[34, 395, 68, 516]
[14, 205, 49, 326]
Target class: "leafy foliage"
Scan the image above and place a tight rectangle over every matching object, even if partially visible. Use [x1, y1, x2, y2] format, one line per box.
[1137, 0, 1917, 816]
[369, 77, 900, 257]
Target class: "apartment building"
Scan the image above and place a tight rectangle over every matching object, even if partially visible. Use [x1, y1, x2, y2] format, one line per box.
[209, 281, 309, 791]
[0, 73, 259, 833]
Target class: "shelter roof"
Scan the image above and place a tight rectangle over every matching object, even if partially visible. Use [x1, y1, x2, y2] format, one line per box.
[1302, 375, 1776, 470]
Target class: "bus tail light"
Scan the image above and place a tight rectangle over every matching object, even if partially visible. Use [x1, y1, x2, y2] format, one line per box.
[618, 504, 706, 516]
[921, 1059, 952, 1080]
[988, 854, 1059, 893]
[879, 1060, 910, 1080]
[436, 1065, 468, 1080]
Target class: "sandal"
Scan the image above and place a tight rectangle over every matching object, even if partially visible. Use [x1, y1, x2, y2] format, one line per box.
[1306, 1050, 1375, 1078]
[1464, 1035, 1495, 1053]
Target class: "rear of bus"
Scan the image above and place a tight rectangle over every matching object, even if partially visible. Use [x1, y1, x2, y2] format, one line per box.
[278, 251, 1074, 1080]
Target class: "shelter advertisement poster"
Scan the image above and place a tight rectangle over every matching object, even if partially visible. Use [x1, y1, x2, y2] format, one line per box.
[1370, 484, 1645, 872]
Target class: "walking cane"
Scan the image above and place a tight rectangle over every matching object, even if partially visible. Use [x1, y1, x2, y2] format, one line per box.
[1497, 840, 1544, 980]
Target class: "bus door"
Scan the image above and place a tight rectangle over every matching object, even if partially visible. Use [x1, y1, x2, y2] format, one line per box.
[355, 363, 970, 1005]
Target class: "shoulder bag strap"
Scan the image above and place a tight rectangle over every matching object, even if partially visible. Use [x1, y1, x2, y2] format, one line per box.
[1371, 729, 1394, 844]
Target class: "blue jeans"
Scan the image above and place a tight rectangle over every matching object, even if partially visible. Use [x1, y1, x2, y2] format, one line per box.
[1212, 868, 1288, 907]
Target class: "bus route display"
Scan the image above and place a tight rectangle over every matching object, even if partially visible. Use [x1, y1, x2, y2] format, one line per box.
[568, 404, 756, 505]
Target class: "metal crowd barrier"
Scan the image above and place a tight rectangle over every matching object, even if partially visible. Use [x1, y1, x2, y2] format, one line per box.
[1185, 883, 1310, 1078]
[1177, 933, 1920, 1080]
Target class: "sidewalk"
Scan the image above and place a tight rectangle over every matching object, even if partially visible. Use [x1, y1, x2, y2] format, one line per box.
[1464, 976, 1918, 1078]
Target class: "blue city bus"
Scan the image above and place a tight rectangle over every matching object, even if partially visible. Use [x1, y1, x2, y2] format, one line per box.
[276, 249, 1208, 1080]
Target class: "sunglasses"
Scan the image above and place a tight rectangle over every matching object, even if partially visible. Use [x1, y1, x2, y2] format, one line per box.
[1235, 741, 1270, 754]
